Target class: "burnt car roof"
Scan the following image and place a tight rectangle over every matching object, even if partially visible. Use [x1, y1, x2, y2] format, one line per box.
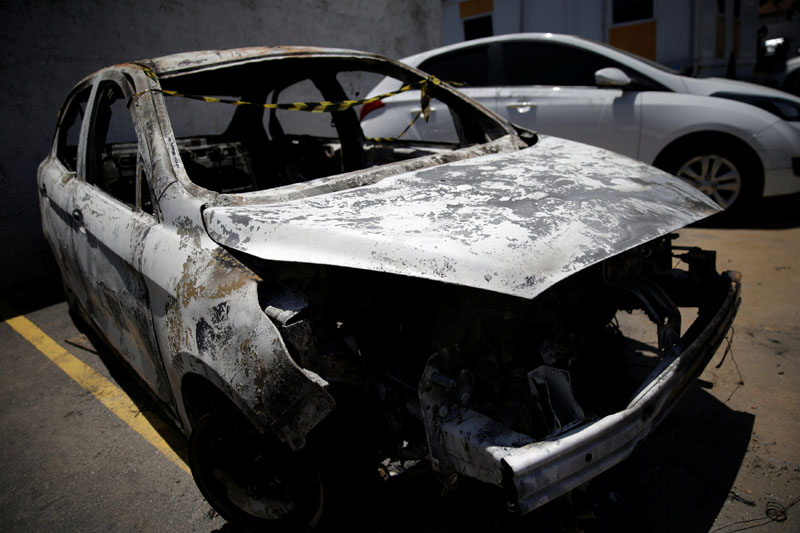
[135, 46, 388, 77]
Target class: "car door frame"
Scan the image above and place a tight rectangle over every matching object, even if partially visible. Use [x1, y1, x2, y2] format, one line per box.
[71, 69, 176, 408]
[39, 80, 95, 310]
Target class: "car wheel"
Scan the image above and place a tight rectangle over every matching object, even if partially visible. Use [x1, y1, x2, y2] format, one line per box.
[188, 410, 324, 531]
[660, 144, 761, 212]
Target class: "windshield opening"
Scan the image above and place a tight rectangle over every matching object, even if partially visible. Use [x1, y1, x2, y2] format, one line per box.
[159, 56, 510, 194]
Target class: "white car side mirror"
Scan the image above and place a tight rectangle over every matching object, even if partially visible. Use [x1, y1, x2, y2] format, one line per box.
[595, 67, 632, 88]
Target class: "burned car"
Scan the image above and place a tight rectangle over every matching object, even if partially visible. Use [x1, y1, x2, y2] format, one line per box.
[38, 46, 740, 529]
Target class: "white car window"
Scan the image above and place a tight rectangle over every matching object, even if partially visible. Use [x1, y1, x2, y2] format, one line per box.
[500, 42, 622, 86]
[56, 86, 91, 172]
[418, 45, 491, 87]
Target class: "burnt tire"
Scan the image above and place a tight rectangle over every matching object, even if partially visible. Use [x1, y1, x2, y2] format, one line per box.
[657, 141, 762, 214]
[188, 411, 324, 531]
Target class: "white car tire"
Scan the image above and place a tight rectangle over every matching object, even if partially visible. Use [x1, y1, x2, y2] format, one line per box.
[657, 140, 762, 214]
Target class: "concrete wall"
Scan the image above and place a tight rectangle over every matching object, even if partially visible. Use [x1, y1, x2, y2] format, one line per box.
[0, 0, 441, 296]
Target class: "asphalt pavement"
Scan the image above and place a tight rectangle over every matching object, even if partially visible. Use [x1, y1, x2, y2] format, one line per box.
[1, 195, 799, 532]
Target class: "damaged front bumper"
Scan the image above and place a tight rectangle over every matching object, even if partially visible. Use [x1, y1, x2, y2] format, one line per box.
[420, 270, 741, 514]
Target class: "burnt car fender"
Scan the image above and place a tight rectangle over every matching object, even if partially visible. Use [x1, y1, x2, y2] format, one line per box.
[150, 242, 335, 450]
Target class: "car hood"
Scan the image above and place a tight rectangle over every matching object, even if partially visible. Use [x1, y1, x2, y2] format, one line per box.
[203, 136, 720, 300]
[683, 75, 800, 102]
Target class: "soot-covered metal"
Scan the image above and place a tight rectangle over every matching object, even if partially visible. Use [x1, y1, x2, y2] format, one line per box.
[38, 46, 740, 529]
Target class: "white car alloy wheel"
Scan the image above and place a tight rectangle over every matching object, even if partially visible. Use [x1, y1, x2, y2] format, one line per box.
[675, 154, 741, 209]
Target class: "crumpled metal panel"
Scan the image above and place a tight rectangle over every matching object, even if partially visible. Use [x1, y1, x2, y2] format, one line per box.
[204, 136, 720, 300]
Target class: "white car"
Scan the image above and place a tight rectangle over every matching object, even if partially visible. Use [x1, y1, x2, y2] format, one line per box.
[362, 33, 800, 212]
[783, 55, 800, 96]
[39, 45, 740, 529]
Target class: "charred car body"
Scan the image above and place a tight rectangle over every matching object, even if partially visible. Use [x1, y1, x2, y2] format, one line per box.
[38, 47, 740, 529]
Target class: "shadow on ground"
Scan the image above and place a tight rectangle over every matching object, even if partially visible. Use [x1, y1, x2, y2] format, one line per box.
[2, 279, 68, 320]
[1, 218, 764, 532]
[1, 283, 192, 468]
[696, 192, 800, 230]
[68, 312, 192, 467]
[8, 287, 754, 532]
[288, 385, 754, 533]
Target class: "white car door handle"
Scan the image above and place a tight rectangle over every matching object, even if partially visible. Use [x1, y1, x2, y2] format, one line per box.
[506, 102, 537, 109]
[411, 107, 437, 115]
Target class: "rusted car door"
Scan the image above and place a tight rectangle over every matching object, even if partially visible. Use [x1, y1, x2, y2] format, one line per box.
[38, 82, 94, 308]
[70, 71, 173, 405]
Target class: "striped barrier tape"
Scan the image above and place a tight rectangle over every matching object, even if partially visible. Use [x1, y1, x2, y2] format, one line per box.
[134, 66, 442, 141]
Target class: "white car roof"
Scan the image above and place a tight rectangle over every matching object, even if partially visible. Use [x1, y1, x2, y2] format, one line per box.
[400, 32, 800, 104]
[400, 33, 687, 93]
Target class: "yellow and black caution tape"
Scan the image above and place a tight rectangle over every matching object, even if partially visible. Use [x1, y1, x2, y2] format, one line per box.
[140, 65, 159, 81]
[134, 65, 442, 140]
[366, 110, 426, 142]
[134, 77, 440, 113]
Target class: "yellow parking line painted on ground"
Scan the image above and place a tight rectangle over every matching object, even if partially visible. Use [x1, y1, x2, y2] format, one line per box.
[3, 312, 190, 475]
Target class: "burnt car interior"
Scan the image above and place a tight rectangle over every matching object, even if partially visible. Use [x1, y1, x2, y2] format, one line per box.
[157, 57, 509, 194]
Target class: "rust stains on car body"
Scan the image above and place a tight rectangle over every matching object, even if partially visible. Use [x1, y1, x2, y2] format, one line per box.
[38, 45, 740, 527]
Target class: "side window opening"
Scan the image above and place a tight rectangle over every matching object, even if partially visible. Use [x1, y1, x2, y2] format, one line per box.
[163, 86, 258, 194]
[499, 41, 667, 90]
[87, 81, 139, 208]
[56, 86, 91, 171]
[500, 42, 617, 86]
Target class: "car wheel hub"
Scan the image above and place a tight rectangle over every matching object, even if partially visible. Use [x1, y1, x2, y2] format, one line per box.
[675, 155, 741, 209]
[190, 412, 324, 528]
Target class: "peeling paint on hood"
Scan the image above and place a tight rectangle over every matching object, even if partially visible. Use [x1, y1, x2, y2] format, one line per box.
[203, 136, 720, 300]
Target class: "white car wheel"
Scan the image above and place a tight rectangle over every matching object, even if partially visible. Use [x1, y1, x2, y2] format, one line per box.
[675, 154, 742, 210]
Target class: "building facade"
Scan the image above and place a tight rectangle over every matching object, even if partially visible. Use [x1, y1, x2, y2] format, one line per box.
[442, 0, 759, 77]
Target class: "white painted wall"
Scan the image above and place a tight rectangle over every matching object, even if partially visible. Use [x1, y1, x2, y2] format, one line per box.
[494, 0, 524, 35]
[654, 0, 692, 70]
[0, 0, 441, 295]
[442, 0, 465, 43]
[441, 0, 759, 77]
[443, 0, 604, 44]
[690, 0, 759, 77]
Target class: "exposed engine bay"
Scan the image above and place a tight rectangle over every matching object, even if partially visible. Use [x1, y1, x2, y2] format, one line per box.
[249, 233, 735, 502]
